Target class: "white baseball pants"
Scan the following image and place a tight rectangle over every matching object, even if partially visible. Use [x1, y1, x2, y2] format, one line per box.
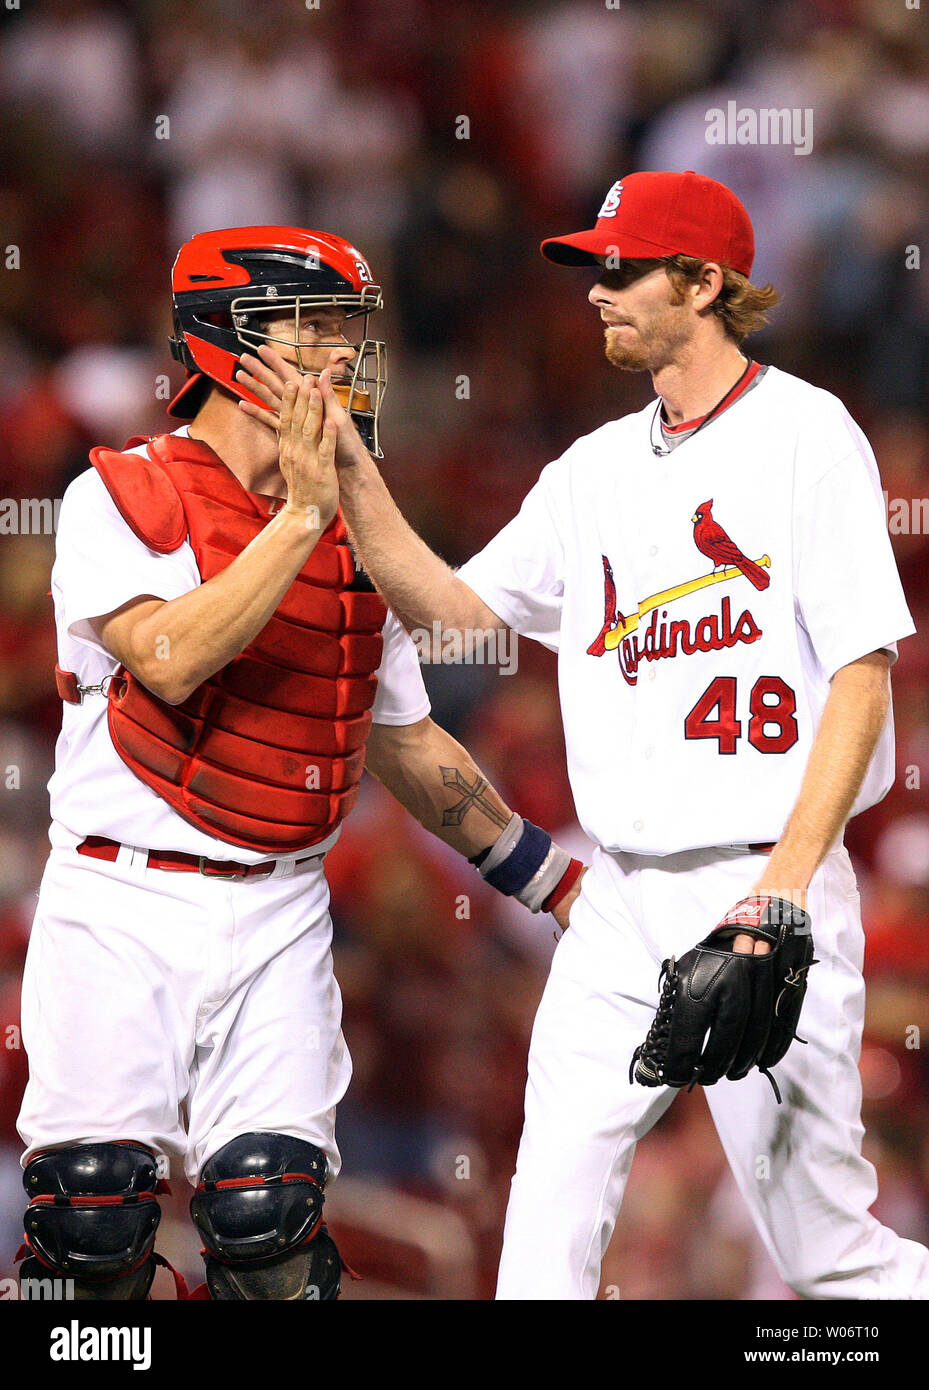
[496, 843, 929, 1300]
[18, 843, 351, 1186]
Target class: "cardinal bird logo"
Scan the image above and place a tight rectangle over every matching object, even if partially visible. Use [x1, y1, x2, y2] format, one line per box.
[587, 556, 626, 656]
[691, 499, 770, 591]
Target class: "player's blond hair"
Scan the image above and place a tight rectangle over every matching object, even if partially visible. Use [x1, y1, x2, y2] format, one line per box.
[664, 255, 780, 343]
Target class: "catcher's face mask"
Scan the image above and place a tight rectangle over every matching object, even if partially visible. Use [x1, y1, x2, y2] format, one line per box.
[231, 291, 387, 456]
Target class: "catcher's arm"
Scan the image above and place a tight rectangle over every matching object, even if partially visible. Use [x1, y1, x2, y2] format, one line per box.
[747, 648, 891, 931]
[365, 716, 585, 930]
[88, 376, 337, 705]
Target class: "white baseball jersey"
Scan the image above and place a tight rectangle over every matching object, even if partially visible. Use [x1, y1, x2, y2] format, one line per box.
[458, 366, 914, 855]
[48, 426, 431, 863]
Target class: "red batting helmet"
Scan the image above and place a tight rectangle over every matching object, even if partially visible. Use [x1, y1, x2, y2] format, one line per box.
[168, 226, 387, 455]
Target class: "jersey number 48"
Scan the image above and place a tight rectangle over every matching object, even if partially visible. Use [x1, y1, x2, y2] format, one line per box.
[684, 675, 798, 754]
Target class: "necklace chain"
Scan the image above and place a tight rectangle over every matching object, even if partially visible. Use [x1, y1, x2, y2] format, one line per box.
[650, 358, 754, 456]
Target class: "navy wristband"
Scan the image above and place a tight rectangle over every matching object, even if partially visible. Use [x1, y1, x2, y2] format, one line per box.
[483, 820, 552, 897]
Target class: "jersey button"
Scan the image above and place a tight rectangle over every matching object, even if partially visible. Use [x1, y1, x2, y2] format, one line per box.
[633, 819, 644, 832]
[649, 545, 658, 556]
[644, 747, 653, 759]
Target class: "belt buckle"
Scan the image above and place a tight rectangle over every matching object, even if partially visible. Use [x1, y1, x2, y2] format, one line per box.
[198, 857, 243, 879]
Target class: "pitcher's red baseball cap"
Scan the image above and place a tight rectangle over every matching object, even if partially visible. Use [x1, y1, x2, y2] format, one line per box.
[541, 170, 755, 276]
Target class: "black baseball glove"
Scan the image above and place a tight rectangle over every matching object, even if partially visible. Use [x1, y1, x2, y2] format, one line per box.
[630, 895, 816, 1103]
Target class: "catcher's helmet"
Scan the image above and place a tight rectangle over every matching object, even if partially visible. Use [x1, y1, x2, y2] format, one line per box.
[168, 226, 387, 455]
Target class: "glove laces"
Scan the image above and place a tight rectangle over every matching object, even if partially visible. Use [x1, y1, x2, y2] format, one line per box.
[629, 957, 679, 1085]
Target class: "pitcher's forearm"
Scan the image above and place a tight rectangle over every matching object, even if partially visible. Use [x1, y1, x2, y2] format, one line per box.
[339, 454, 503, 638]
[755, 653, 890, 899]
[235, 353, 506, 640]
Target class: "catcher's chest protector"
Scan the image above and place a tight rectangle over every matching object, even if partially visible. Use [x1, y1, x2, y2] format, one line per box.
[87, 432, 386, 852]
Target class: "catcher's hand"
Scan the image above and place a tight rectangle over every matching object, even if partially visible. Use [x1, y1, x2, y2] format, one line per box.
[630, 895, 816, 1103]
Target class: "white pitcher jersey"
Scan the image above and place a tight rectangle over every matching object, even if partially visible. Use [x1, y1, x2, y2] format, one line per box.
[457, 366, 914, 855]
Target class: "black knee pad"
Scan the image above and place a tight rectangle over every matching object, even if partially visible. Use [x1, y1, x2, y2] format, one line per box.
[22, 1142, 161, 1300]
[190, 1132, 340, 1300]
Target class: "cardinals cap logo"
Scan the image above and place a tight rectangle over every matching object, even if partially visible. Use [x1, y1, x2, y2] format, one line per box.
[597, 181, 624, 219]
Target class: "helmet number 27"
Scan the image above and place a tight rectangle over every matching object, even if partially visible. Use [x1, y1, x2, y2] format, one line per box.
[683, 675, 799, 754]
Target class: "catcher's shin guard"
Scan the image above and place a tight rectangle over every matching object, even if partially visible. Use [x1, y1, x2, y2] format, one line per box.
[190, 1132, 341, 1300]
[20, 1142, 161, 1300]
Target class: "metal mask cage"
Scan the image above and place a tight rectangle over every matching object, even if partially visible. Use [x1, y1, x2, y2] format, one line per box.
[229, 289, 387, 457]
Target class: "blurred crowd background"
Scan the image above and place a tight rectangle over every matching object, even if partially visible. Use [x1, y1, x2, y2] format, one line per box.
[1, 0, 928, 1299]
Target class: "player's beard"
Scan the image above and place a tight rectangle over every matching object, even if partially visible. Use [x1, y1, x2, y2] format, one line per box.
[603, 301, 690, 373]
[604, 328, 652, 371]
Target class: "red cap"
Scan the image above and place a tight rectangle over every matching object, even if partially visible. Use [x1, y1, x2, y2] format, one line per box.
[541, 171, 755, 277]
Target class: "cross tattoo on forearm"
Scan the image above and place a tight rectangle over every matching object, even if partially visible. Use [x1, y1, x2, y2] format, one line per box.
[439, 766, 510, 830]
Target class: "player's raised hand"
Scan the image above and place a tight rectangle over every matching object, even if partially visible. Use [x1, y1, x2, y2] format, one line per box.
[235, 343, 300, 431]
[278, 375, 339, 533]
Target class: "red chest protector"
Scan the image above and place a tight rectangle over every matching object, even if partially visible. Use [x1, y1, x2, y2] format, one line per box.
[85, 431, 387, 853]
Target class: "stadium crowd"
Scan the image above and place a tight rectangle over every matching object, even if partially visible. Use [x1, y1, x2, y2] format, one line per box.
[0, 0, 927, 1298]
